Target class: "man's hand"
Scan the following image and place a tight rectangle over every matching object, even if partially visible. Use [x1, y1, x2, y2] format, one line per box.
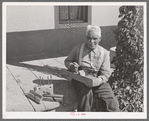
[69, 62, 79, 73]
[79, 70, 86, 76]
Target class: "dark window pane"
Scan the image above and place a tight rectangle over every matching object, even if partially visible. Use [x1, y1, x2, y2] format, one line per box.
[59, 6, 68, 20]
[69, 6, 79, 19]
[59, 6, 88, 23]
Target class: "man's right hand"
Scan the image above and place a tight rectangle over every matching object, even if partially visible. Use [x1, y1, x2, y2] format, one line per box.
[69, 62, 79, 73]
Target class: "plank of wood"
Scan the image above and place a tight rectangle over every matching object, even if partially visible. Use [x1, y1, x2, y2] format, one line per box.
[19, 56, 64, 80]
[50, 70, 93, 88]
[6, 58, 59, 112]
[52, 56, 67, 68]
[32, 55, 69, 83]
[6, 68, 34, 112]
[34, 55, 66, 69]
[7, 58, 37, 93]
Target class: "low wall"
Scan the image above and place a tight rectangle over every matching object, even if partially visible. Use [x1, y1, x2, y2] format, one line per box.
[6, 26, 118, 59]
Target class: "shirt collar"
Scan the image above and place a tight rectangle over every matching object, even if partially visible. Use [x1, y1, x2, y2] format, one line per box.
[85, 43, 99, 55]
[92, 45, 98, 54]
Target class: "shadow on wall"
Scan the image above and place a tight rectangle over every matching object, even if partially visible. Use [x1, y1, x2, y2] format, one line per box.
[6, 26, 118, 59]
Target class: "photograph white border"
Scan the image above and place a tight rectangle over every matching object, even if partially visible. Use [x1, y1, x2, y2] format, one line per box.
[2, 2, 147, 119]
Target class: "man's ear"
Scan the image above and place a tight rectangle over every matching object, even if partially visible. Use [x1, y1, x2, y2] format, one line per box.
[98, 36, 102, 43]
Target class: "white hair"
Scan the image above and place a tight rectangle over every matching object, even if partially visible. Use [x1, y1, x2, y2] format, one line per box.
[86, 25, 101, 37]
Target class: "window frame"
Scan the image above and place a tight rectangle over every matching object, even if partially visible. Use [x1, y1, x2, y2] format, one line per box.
[55, 6, 92, 29]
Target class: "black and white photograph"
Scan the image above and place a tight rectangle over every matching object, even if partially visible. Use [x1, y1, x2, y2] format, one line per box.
[2, 2, 147, 119]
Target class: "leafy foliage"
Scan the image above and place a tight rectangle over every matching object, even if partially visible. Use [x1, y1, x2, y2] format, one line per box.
[109, 6, 144, 112]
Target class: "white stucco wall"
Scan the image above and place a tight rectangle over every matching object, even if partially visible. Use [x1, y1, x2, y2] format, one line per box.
[92, 6, 120, 26]
[6, 6, 120, 32]
[6, 6, 55, 32]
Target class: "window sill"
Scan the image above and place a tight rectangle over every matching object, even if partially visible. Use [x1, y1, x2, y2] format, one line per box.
[56, 22, 90, 29]
[59, 19, 86, 24]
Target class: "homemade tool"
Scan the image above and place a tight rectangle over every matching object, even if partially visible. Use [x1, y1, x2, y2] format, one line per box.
[61, 70, 93, 88]
[26, 75, 63, 104]
[42, 93, 64, 103]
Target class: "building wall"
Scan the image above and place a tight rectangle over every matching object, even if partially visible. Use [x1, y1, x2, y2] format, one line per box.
[7, 6, 55, 32]
[92, 6, 120, 26]
[6, 6, 120, 32]
[6, 6, 120, 58]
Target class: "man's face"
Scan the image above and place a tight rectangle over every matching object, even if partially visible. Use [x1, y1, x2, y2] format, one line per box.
[86, 31, 101, 50]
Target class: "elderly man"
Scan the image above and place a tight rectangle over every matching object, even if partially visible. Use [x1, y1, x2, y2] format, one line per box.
[64, 25, 119, 112]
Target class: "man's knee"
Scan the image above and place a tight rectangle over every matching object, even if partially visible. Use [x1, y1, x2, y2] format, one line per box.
[93, 83, 115, 98]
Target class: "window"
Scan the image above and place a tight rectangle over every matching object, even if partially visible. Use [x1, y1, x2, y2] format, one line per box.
[55, 6, 91, 29]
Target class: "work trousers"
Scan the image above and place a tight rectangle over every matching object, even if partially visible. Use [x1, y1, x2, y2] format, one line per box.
[71, 79, 120, 112]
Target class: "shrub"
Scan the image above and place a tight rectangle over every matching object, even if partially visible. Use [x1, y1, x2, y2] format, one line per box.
[109, 6, 144, 112]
